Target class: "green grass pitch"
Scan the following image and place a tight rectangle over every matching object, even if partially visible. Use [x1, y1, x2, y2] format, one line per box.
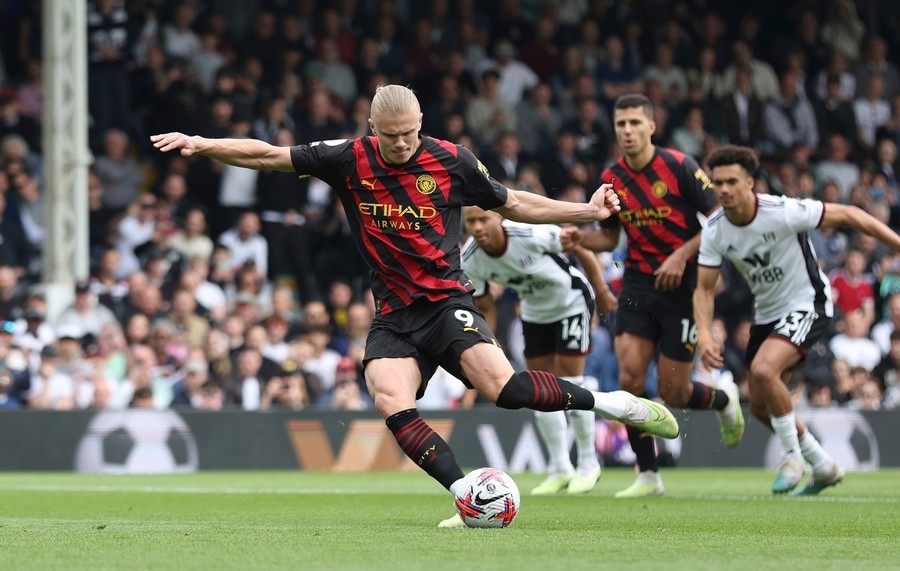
[0, 469, 897, 571]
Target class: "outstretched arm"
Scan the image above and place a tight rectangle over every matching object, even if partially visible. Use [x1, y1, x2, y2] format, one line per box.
[821, 204, 900, 251]
[495, 184, 619, 225]
[693, 265, 723, 369]
[150, 132, 295, 171]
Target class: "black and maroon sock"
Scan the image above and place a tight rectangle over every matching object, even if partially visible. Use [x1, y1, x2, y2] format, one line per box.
[495, 370, 595, 411]
[627, 425, 660, 472]
[685, 381, 729, 411]
[386, 408, 463, 491]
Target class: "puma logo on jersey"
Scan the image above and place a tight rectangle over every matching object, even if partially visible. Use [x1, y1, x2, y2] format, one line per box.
[361, 179, 376, 189]
[463, 327, 479, 333]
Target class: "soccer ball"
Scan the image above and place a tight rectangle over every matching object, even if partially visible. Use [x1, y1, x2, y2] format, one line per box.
[75, 410, 199, 474]
[454, 467, 520, 528]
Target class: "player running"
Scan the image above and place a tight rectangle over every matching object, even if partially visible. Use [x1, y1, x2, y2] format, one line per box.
[462, 206, 618, 495]
[695, 145, 900, 494]
[575, 93, 744, 498]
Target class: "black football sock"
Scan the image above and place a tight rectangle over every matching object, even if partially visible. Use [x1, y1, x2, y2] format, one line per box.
[685, 381, 729, 411]
[627, 424, 659, 473]
[495, 371, 595, 411]
[386, 408, 463, 491]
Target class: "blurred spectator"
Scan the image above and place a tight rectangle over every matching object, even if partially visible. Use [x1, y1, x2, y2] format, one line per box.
[261, 315, 290, 365]
[114, 195, 158, 277]
[466, 68, 516, 151]
[26, 345, 74, 410]
[169, 207, 214, 263]
[0, 179, 31, 274]
[169, 288, 209, 349]
[830, 248, 876, 326]
[821, 0, 865, 62]
[259, 368, 309, 411]
[517, 15, 560, 83]
[829, 310, 881, 371]
[87, 0, 132, 146]
[596, 35, 644, 113]
[481, 131, 524, 183]
[225, 346, 267, 411]
[643, 42, 688, 106]
[670, 106, 708, 159]
[129, 386, 155, 409]
[871, 292, 900, 354]
[791, 10, 830, 78]
[161, 2, 201, 61]
[719, 64, 765, 150]
[181, 257, 227, 322]
[540, 130, 581, 199]
[326, 356, 370, 410]
[853, 73, 891, 151]
[90, 247, 129, 319]
[515, 81, 562, 159]
[720, 40, 779, 103]
[215, 123, 259, 232]
[93, 129, 144, 212]
[156, 172, 191, 229]
[763, 69, 819, 154]
[191, 31, 227, 94]
[850, 378, 883, 410]
[56, 280, 119, 341]
[218, 211, 268, 276]
[815, 51, 856, 103]
[561, 96, 611, 172]
[856, 36, 900, 101]
[307, 38, 357, 107]
[293, 324, 340, 394]
[196, 379, 225, 410]
[170, 354, 209, 408]
[806, 381, 837, 408]
[486, 38, 538, 107]
[813, 73, 859, 150]
[814, 134, 860, 201]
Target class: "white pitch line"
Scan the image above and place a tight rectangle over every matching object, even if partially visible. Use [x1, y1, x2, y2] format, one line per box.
[0, 485, 896, 504]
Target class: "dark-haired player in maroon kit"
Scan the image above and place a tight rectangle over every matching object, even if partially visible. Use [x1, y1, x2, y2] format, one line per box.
[152, 85, 678, 526]
[575, 93, 745, 498]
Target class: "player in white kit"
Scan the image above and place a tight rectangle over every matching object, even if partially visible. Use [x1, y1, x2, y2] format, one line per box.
[694, 145, 900, 495]
[463, 206, 617, 494]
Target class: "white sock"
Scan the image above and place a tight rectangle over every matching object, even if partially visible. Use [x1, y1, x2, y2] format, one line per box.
[449, 478, 466, 496]
[591, 390, 631, 419]
[561, 377, 599, 472]
[799, 429, 833, 474]
[534, 410, 573, 474]
[771, 411, 801, 457]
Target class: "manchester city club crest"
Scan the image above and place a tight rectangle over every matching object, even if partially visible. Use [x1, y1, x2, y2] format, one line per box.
[652, 180, 668, 197]
[416, 174, 437, 195]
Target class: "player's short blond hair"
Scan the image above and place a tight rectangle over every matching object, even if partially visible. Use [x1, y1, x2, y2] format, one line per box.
[370, 84, 420, 119]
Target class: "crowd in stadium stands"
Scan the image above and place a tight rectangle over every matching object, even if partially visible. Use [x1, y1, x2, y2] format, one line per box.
[1, 0, 900, 412]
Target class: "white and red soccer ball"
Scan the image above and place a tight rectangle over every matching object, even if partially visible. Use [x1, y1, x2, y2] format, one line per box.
[454, 467, 521, 528]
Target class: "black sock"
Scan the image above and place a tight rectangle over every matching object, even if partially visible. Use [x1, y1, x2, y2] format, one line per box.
[627, 425, 659, 472]
[386, 408, 463, 491]
[495, 370, 595, 411]
[685, 381, 729, 411]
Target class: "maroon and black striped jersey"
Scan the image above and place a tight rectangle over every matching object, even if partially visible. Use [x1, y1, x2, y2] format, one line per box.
[289, 136, 508, 314]
[599, 147, 717, 276]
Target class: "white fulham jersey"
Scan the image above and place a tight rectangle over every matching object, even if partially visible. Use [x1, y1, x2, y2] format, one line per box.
[698, 194, 834, 324]
[461, 221, 595, 324]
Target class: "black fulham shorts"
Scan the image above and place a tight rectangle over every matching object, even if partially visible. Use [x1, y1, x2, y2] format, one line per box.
[746, 311, 833, 366]
[364, 295, 498, 398]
